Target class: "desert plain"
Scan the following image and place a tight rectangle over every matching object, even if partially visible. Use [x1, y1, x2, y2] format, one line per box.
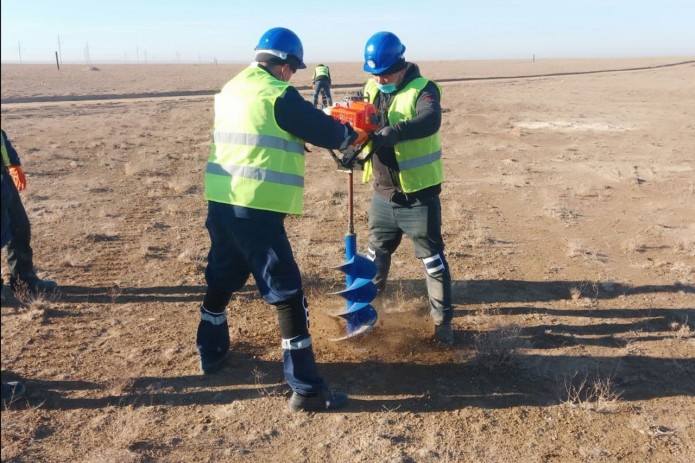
[1, 57, 694, 462]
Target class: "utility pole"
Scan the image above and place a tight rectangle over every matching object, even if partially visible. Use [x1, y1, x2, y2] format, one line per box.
[18, 40, 23, 63]
[57, 35, 64, 65]
[84, 42, 91, 65]
[136, 46, 140, 63]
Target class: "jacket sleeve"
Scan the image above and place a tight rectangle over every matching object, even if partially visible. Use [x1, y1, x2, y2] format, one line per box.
[395, 81, 441, 141]
[1, 130, 22, 166]
[275, 86, 355, 150]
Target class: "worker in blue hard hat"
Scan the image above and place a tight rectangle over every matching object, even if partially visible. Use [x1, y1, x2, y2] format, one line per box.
[357, 31, 454, 346]
[196, 27, 367, 412]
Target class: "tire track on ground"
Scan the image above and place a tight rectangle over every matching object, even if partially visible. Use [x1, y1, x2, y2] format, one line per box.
[3, 60, 692, 105]
[84, 198, 160, 288]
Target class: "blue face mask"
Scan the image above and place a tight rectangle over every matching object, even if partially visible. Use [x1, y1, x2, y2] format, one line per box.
[376, 82, 398, 94]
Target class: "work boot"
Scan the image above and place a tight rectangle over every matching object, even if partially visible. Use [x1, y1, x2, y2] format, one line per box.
[10, 276, 57, 297]
[199, 350, 229, 375]
[196, 307, 230, 374]
[2, 381, 26, 407]
[434, 323, 454, 347]
[288, 385, 349, 412]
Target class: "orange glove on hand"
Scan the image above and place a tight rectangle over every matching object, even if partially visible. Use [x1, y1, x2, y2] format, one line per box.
[350, 128, 369, 147]
[8, 165, 26, 191]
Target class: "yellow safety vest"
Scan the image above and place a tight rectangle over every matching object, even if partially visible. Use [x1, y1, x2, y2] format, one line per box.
[205, 65, 306, 215]
[362, 78, 444, 193]
[1, 131, 11, 167]
[313, 65, 329, 80]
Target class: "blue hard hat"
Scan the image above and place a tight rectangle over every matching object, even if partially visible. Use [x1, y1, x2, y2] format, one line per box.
[255, 27, 307, 69]
[363, 31, 406, 74]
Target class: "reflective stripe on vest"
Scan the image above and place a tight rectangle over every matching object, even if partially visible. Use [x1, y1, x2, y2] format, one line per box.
[205, 65, 306, 215]
[362, 78, 444, 193]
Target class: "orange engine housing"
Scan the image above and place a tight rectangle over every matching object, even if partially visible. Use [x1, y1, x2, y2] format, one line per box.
[330, 100, 380, 132]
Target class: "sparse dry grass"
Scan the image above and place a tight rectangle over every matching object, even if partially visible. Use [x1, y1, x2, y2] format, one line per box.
[560, 370, 623, 412]
[1, 401, 44, 460]
[565, 239, 608, 263]
[669, 317, 692, 339]
[569, 280, 600, 302]
[669, 261, 695, 282]
[622, 238, 648, 254]
[545, 202, 580, 223]
[177, 248, 207, 270]
[472, 322, 531, 370]
[465, 228, 495, 247]
[166, 176, 198, 195]
[138, 238, 155, 258]
[85, 406, 149, 463]
[667, 230, 694, 255]
[104, 374, 136, 396]
[252, 367, 283, 398]
[59, 251, 90, 268]
[107, 284, 123, 303]
[459, 224, 497, 248]
[12, 281, 59, 316]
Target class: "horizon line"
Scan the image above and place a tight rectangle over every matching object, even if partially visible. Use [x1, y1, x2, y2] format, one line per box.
[3, 54, 694, 66]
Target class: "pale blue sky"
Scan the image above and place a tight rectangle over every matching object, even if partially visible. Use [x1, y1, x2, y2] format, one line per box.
[2, 0, 694, 63]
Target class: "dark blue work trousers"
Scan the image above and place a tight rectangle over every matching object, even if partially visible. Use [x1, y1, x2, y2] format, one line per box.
[204, 201, 324, 394]
[205, 202, 302, 305]
[312, 79, 332, 108]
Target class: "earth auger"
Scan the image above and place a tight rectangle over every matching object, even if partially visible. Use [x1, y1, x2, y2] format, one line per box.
[326, 99, 381, 339]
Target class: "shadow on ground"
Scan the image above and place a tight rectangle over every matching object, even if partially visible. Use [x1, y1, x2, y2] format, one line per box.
[3, 278, 692, 412]
[6, 338, 693, 413]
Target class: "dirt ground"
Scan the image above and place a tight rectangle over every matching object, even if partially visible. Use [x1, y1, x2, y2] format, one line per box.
[1, 57, 694, 463]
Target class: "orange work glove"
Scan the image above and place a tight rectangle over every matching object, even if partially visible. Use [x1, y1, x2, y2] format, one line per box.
[350, 128, 369, 147]
[8, 165, 26, 191]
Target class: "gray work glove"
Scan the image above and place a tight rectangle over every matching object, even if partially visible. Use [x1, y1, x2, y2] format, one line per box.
[373, 126, 400, 147]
